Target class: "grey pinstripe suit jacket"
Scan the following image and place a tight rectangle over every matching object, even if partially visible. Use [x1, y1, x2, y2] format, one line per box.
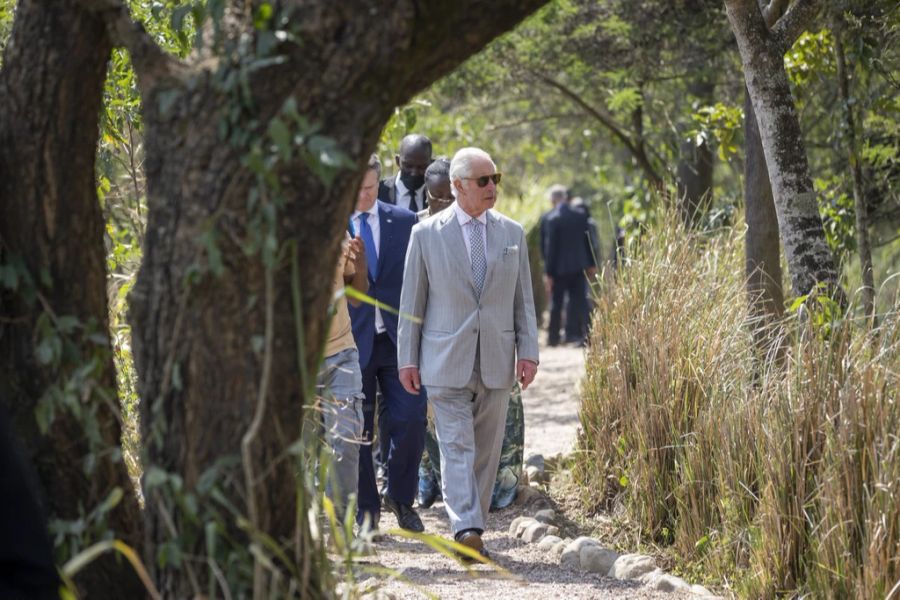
[397, 204, 539, 390]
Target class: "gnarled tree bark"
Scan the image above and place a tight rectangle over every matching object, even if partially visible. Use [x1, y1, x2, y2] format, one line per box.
[726, 0, 841, 298]
[0, 1, 144, 597]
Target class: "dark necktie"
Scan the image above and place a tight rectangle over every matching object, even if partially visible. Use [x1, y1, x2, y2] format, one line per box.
[407, 189, 418, 212]
[358, 213, 378, 280]
[470, 220, 486, 295]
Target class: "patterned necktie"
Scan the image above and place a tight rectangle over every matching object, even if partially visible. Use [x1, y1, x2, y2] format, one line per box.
[408, 189, 418, 212]
[470, 219, 486, 295]
[358, 213, 378, 280]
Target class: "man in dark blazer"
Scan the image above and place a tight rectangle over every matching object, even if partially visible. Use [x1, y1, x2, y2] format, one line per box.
[377, 134, 433, 213]
[544, 192, 596, 346]
[350, 154, 426, 533]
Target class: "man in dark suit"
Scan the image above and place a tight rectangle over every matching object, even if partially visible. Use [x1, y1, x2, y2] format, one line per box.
[377, 134, 433, 213]
[544, 191, 596, 346]
[538, 184, 567, 266]
[350, 154, 426, 533]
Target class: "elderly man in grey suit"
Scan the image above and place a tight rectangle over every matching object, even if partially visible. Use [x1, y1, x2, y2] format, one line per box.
[397, 147, 539, 559]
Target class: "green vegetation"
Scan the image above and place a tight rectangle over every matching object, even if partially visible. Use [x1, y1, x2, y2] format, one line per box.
[575, 213, 898, 597]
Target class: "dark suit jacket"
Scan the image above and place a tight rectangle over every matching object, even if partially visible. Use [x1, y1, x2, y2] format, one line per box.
[348, 200, 418, 369]
[544, 203, 596, 278]
[378, 177, 428, 211]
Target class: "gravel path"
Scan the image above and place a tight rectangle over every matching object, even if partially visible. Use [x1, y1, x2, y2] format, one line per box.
[354, 343, 683, 599]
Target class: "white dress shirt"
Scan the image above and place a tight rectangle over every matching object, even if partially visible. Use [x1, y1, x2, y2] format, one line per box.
[452, 201, 488, 264]
[351, 203, 386, 334]
[394, 174, 425, 212]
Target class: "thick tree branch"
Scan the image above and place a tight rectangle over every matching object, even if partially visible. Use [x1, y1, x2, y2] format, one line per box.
[763, 0, 791, 27]
[771, 0, 820, 51]
[77, 0, 184, 91]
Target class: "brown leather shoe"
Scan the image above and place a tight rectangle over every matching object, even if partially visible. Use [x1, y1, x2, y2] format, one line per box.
[454, 529, 489, 562]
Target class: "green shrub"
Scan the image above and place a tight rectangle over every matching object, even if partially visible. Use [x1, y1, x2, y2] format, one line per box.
[575, 215, 899, 598]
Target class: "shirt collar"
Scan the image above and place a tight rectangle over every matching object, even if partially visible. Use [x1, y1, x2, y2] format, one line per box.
[452, 201, 487, 226]
[353, 202, 379, 219]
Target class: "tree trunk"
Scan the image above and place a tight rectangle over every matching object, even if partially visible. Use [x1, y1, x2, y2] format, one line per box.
[112, 1, 549, 595]
[677, 79, 716, 227]
[744, 91, 786, 341]
[0, 2, 144, 597]
[725, 0, 841, 298]
[834, 18, 876, 323]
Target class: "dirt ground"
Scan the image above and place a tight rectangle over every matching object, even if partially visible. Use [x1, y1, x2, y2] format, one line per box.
[353, 343, 687, 599]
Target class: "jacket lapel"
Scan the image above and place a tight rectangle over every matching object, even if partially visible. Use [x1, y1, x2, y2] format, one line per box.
[484, 211, 503, 288]
[376, 201, 391, 280]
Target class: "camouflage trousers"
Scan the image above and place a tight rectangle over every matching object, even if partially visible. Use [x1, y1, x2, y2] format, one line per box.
[418, 383, 524, 510]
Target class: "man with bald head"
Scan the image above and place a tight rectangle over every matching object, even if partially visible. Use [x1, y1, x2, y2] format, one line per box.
[378, 134, 433, 212]
[397, 147, 539, 559]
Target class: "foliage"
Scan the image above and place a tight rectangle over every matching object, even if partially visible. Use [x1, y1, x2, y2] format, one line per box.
[575, 212, 899, 597]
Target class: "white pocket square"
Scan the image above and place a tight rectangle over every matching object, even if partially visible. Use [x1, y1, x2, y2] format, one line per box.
[503, 245, 519, 256]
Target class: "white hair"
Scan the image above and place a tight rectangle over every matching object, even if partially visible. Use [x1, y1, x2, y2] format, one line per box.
[547, 183, 568, 199]
[449, 147, 495, 199]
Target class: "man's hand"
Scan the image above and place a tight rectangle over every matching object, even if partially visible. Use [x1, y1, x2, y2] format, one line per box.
[399, 366, 421, 395]
[516, 360, 538, 391]
[348, 236, 367, 275]
[543, 274, 553, 297]
[585, 266, 597, 282]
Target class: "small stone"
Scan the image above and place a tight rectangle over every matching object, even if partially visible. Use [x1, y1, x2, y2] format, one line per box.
[537, 535, 562, 551]
[559, 537, 600, 570]
[534, 509, 556, 524]
[608, 553, 657, 579]
[513, 484, 540, 505]
[579, 545, 619, 574]
[545, 525, 559, 537]
[525, 465, 544, 484]
[551, 539, 569, 557]
[514, 517, 537, 538]
[522, 522, 549, 543]
[646, 572, 691, 593]
[508, 516, 528, 537]
[525, 453, 545, 469]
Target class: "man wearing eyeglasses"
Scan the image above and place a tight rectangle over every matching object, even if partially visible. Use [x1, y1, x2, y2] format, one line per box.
[397, 147, 539, 560]
[378, 134, 433, 213]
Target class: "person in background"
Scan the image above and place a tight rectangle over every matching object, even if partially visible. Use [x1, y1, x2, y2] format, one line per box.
[315, 232, 368, 521]
[415, 157, 526, 512]
[539, 184, 568, 345]
[415, 157, 454, 220]
[378, 134, 433, 213]
[350, 154, 426, 533]
[397, 147, 539, 560]
[544, 189, 596, 347]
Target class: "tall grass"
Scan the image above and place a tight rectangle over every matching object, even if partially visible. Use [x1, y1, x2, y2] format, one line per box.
[574, 215, 899, 598]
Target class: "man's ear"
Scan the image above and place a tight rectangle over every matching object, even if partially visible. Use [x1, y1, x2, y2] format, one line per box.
[394, 154, 401, 171]
[454, 179, 464, 195]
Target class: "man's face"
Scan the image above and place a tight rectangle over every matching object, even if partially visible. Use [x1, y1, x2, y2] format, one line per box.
[551, 192, 566, 206]
[356, 169, 379, 212]
[454, 156, 499, 217]
[395, 144, 432, 190]
[425, 176, 453, 214]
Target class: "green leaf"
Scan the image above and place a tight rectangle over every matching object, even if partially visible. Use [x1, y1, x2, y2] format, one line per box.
[619, 474, 629, 487]
[268, 117, 291, 158]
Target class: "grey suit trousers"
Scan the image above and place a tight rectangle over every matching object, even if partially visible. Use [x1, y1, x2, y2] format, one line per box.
[427, 359, 509, 534]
